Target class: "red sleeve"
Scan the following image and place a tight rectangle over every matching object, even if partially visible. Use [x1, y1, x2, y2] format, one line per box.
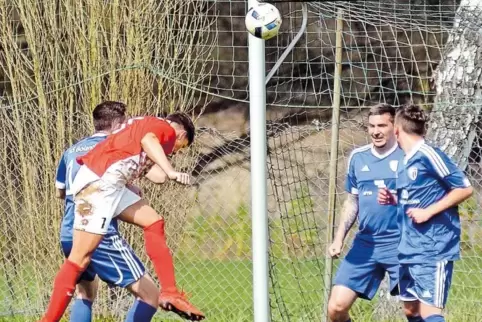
[141, 117, 176, 155]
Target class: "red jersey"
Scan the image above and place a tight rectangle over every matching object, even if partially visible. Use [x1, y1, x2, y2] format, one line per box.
[77, 116, 176, 180]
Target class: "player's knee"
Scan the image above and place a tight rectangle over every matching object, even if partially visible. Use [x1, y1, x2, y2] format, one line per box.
[68, 253, 92, 268]
[403, 303, 420, 317]
[327, 297, 349, 320]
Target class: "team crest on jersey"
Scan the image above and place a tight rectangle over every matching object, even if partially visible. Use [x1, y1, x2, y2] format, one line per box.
[408, 166, 418, 180]
[401, 189, 409, 200]
[389, 160, 399, 172]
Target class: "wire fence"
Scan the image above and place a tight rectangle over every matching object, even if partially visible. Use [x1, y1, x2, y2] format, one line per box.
[0, 0, 481, 321]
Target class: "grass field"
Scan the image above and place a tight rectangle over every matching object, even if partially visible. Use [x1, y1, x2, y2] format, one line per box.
[1, 256, 482, 322]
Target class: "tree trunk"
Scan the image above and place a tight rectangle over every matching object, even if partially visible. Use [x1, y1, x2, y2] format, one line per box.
[427, 0, 482, 171]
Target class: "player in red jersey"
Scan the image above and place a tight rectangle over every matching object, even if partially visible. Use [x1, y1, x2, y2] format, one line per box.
[40, 113, 205, 321]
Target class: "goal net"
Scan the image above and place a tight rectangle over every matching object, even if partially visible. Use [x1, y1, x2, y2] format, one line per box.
[0, 0, 481, 321]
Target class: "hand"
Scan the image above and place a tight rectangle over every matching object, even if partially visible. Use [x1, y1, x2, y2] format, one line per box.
[126, 184, 143, 197]
[167, 171, 190, 185]
[406, 208, 432, 224]
[328, 239, 343, 258]
[378, 187, 396, 205]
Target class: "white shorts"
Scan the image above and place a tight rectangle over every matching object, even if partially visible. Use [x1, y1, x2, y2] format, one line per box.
[73, 166, 141, 235]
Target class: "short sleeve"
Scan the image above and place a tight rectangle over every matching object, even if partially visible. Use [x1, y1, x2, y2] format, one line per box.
[421, 145, 471, 189]
[55, 152, 67, 189]
[142, 117, 177, 155]
[345, 153, 358, 195]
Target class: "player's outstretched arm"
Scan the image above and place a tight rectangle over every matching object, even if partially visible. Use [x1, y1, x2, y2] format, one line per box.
[140, 133, 190, 185]
[329, 194, 358, 257]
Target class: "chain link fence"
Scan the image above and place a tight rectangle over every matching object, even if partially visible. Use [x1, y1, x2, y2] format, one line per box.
[0, 0, 481, 321]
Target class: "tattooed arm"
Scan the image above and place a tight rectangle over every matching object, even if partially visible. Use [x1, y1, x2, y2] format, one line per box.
[328, 194, 359, 257]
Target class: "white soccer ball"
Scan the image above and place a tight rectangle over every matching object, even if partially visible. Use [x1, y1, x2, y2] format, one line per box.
[245, 3, 282, 40]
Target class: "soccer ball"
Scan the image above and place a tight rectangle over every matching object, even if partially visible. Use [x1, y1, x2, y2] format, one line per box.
[245, 3, 282, 40]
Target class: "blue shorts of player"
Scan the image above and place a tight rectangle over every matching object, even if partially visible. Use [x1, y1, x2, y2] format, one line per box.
[399, 261, 453, 308]
[334, 241, 399, 300]
[61, 234, 145, 288]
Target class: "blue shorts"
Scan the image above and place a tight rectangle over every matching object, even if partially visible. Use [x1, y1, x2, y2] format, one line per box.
[334, 242, 399, 300]
[61, 234, 145, 288]
[399, 260, 453, 308]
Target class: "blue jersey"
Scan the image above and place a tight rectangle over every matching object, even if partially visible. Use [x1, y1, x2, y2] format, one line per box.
[345, 143, 404, 245]
[396, 140, 470, 264]
[55, 133, 119, 241]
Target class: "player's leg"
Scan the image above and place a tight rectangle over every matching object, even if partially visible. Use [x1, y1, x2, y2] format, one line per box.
[398, 263, 426, 322]
[403, 301, 422, 322]
[413, 261, 453, 322]
[41, 232, 103, 322]
[116, 196, 205, 321]
[328, 242, 384, 322]
[41, 183, 119, 322]
[61, 240, 98, 322]
[70, 279, 98, 322]
[327, 285, 357, 322]
[125, 274, 160, 322]
[90, 234, 158, 322]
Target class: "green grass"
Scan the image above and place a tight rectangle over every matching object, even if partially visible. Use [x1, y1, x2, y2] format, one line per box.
[1, 257, 482, 321]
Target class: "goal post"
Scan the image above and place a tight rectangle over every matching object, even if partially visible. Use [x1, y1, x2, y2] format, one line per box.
[247, 0, 271, 321]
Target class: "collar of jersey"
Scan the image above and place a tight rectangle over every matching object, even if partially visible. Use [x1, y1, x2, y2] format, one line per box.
[370, 142, 398, 159]
[403, 139, 425, 164]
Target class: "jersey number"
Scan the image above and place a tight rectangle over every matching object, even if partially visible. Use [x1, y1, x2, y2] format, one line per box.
[101, 217, 107, 229]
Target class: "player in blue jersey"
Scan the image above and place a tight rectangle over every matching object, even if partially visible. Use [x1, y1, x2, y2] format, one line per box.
[378, 104, 473, 322]
[55, 101, 162, 322]
[327, 104, 404, 322]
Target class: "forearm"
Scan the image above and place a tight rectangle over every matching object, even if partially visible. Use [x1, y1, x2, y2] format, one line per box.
[334, 194, 358, 242]
[141, 133, 175, 175]
[426, 187, 473, 218]
[145, 164, 168, 184]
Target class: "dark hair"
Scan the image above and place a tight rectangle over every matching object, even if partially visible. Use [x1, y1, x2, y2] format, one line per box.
[368, 103, 396, 122]
[92, 101, 127, 131]
[166, 112, 195, 146]
[395, 104, 429, 136]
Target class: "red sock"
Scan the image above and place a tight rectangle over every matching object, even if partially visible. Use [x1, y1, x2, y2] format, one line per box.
[144, 219, 177, 292]
[42, 260, 84, 321]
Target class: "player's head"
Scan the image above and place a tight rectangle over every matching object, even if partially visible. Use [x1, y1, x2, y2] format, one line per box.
[166, 112, 195, 152]
[394, 104, 428, 141]
[93, 101, 127, 133]
[367, 103, 396, 149]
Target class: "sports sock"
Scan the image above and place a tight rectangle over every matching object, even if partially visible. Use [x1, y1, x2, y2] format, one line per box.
[345, 319, 352, 322]
[424, 314, 445, 322]
[125, 300, 157, 322]
[70, 299, 93, 322]
[407, 316, 424, 322]
[42, 260, 84, 321]
[144, 219, 177, 292]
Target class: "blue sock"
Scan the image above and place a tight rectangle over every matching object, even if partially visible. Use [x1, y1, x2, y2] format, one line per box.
[407, 316, 423, 322]
[70, 299, 93, 322]
[346, 319, 352, 322]
[424, 315, 445, 322]
[125, 300, 157, 322]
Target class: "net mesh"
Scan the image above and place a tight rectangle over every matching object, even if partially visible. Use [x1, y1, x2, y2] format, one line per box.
[0, 0, 481, 321]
